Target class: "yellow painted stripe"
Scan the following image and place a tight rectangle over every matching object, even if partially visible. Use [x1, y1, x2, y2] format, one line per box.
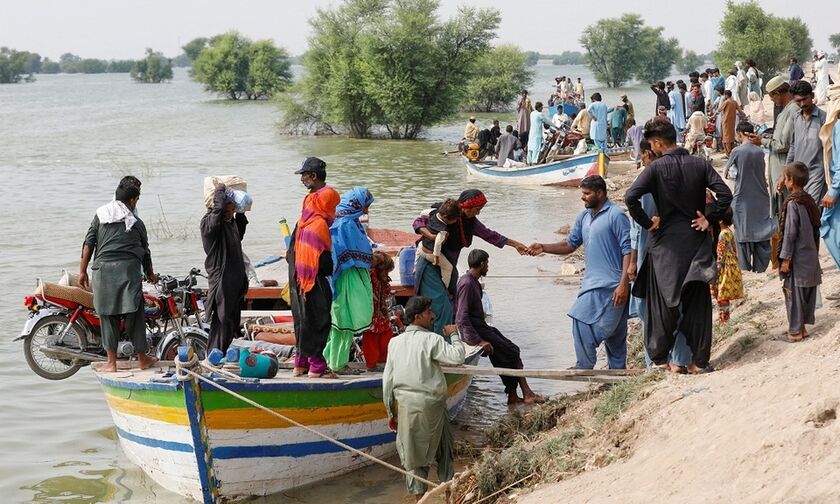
[205, 402, 387, 429]
[105, 394, 189, 425]
[105, 376, 473, 430]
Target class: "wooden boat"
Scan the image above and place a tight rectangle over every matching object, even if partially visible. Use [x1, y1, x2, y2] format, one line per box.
[94, 346, 481, 503]
[463, 151, 608, 186]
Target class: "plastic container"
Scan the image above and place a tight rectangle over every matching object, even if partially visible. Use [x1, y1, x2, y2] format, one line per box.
[399, 247, 416, 286]
[207, 348, 225, 366]
[239, 348, 279, 378]
[225, 347, 240, 363]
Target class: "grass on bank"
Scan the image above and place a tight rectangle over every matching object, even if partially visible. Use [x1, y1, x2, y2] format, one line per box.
[456, 372, 662, 503]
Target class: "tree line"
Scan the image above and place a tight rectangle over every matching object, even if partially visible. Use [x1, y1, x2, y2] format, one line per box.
[0, 48, 176, 83]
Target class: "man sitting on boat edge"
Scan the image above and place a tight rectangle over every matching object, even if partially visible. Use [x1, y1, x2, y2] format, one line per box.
[455, 249, 545, 405]
[383, 296, 465, 501]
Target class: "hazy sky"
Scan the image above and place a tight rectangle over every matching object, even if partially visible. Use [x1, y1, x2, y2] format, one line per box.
[2, 0, 836, 60]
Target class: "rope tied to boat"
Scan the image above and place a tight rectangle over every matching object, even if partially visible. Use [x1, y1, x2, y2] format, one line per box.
[174, 350, 199, 381]
[176, 366, 449, 496]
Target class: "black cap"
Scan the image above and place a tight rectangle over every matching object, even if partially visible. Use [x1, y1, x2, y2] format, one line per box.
[294, 156, 327, 175]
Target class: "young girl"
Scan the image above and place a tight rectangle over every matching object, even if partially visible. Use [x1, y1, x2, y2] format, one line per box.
[713, 207, 744, 324]
[361, 251, 396, 370]
[415, 198, 460, 289]
[777, 162, 822, 341]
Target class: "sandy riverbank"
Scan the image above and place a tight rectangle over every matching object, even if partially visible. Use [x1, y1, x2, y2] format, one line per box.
[447, 144, 840, 503]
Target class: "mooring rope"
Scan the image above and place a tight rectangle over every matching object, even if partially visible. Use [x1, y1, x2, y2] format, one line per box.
[173, 357, 441, 490]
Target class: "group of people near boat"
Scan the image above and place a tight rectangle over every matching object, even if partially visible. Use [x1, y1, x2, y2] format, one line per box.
[76, 72, 840, 502]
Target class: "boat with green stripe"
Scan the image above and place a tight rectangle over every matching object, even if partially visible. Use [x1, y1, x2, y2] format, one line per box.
[94, 346, 481, 503]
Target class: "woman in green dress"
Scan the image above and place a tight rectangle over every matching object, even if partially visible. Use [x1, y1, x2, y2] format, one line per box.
[323, 187, 375, 372]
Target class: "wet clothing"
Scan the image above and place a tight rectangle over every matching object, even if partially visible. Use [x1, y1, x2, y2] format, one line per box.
[200, 187, 248, 352]
[383, 325, 465, 495]
[566, 199, 631, 369]
[455, 272, 523, 394]
[84, 209, 152, 353]
[726, 142, 777, 272]
[787, 106, 828, 205]
[625, 147, 732, 367]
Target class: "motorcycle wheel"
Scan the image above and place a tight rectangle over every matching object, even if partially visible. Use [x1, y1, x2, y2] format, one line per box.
[24, 315, 87, 380]
[159, 331, 209, 362]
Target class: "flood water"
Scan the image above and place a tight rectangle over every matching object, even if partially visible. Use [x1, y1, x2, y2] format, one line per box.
[0, 65, 668, 503]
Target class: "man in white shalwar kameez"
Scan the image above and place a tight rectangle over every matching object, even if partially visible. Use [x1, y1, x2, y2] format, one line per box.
[383, 296, 465, 499]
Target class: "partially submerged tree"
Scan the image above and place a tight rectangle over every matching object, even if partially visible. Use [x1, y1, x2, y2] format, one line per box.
[635, 28, 681, 83]
[191, 32, 292, 100]
[0, 47, 30, 83]
[831, 33, 840, 53]
[280, 0, 500, 139]
[130, 49, 173, 83]
[579, 14, 647, 88]
[678, 50, 705, 74]
[463, 45, 534, 112]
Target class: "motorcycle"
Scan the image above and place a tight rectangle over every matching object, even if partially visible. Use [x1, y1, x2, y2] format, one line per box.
[18, 268, 209, 380]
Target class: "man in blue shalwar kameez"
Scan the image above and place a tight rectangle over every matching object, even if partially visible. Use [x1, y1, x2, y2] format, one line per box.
[530, 175, 632, 369]
[587, 93, 609, 152]
[820, 87, 840, 301]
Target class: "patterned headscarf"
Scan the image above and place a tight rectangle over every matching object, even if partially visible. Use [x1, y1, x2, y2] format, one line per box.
[458, 189, 487, 209]
[331, 187, 375, 278]
[294, 187, 340, 294]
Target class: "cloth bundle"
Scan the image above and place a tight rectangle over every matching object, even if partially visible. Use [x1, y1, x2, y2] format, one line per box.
[203, 175, 252, 212]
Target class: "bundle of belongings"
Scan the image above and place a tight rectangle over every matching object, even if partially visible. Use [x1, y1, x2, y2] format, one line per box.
[203, 175, 253, 213]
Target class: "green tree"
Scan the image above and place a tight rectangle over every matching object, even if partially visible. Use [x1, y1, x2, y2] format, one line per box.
[107, 60, 135, 73]
[831, 33, 840, 52]
[23, 52, 41, 74]
[635, 28, 680, 83]
[192, 32, 291, 99]
[778, 17, 813, 64]
[41, 58, 60, 74]
[679, 50, 705, 74]
[131, 49, 173, 83]
[525, 51, 540, 66]
[580, 14, 647, 88]
[463, 45, 534, 112]
[281, 0, 500, 139]
[714, 1, 803, 78]
[0, 47, 28, 83]
[182, 37, 209, 62]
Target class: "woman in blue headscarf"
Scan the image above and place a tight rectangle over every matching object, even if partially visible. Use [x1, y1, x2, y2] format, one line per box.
[323, 187, 375, 372]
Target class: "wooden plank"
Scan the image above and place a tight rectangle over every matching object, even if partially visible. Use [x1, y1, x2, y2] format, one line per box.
[245, 287, 285, 299]
[439, 366, 643, 380]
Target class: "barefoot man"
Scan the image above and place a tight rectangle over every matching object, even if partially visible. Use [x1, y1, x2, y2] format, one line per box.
[455, 249, 545, 404]
[530, 175, 632, 369]
[79, 177, 158, 372]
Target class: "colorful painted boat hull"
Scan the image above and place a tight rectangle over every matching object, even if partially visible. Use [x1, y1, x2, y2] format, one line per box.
[463, 152, 608, 186]
[95, 349, 480, 503]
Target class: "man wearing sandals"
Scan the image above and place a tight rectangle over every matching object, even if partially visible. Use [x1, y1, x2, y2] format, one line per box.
[625, 120, 732, 374]
[383, 296, 465, 500]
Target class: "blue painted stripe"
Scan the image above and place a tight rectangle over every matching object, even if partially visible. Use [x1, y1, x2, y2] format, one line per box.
[96, 374, 181, 391]
[115, 426, 396, 460]
[211, 432, 396, 460]
[465, 153, 605, 178]
[115, 426, 193, 452]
